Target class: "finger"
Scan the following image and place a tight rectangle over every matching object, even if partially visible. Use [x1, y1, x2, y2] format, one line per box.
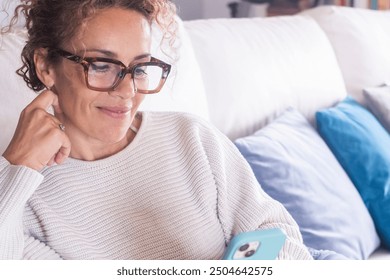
[26, 89, 59, 112]
[47, 156, 56, 166]
[54, 134, 72, 165]
[54, 150, 67, 165]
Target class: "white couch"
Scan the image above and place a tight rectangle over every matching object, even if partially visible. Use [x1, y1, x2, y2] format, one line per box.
[1, 5, 390, 259]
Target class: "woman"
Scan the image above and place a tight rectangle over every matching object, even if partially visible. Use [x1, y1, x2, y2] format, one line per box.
[0, 0, 312, 260]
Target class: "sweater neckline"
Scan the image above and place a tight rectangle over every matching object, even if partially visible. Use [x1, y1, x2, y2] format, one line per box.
[63, 111, 148, 168]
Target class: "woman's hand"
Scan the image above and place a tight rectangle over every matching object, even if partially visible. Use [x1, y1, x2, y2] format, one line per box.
[2, 90, 71, 171]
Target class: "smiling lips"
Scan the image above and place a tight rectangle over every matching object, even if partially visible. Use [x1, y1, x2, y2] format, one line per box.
[98, 106, 132, 119]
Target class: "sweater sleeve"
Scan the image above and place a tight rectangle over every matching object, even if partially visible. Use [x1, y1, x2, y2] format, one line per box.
[0, 156, 61, 259]
[200, 125, 313, 260]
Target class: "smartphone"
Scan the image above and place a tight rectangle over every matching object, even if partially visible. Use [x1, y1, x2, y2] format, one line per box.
[222, 228, 286, 260]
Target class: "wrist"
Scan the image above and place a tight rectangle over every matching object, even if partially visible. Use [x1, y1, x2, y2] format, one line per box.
[2, 151, 40, 171]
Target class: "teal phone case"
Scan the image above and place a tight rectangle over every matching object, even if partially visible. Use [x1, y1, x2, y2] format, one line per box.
[222, 228, 286, 260]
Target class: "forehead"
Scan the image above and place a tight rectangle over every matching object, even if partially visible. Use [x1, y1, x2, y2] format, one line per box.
[68, 8, 151, 59]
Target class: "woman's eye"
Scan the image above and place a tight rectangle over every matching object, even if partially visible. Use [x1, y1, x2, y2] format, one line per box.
[90, 62, 112, 73]
[134, 67, 147, 78]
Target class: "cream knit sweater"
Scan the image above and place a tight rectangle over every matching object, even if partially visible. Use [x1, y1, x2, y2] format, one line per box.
[0, 111, 312, 260]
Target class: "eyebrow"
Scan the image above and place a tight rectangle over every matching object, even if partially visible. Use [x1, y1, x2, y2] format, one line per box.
[84, 48, 151, 61]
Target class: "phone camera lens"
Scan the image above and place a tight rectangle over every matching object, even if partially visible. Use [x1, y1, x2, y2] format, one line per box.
[245, 250, 255, 258]
[239, 244, 250, 252]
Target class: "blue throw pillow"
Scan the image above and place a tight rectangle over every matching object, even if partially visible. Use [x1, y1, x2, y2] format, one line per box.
[316, 96, 390, 249]
[235, 108, 379, 259]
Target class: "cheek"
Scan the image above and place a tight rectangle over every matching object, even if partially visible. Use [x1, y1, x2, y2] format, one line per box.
[56, 86, 85, 116]
[53, 66, 93, 113]
[134, 94, 146, 107]
[58, 92, 91, 114]
[55, 84, 97, 123]
[131, 94, 146, 117]
[53, 62, 87, 96]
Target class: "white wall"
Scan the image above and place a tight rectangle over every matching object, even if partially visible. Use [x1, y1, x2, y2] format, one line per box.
[173, 0, 204, 20]
[1, 0, 228, 26]
[203, 0, 232, 19]
[173, 0, 232, 20]
[1, 0, 270, 25]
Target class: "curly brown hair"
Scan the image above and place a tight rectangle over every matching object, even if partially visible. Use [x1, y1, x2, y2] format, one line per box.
[8, 0, 177, 91]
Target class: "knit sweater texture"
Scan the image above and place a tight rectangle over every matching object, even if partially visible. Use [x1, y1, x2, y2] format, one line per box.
[0, 111, 312, 260]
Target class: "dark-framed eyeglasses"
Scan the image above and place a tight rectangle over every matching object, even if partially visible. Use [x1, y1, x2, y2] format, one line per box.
[51, 48, 171, 94]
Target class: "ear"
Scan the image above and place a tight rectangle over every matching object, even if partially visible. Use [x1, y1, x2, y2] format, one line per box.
[34, 48, 56, 89]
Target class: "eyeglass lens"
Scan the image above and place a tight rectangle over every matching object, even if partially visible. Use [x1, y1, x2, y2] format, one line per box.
[87, 61, 164, 91]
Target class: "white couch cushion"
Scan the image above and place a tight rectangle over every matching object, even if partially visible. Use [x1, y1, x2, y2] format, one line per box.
[140, 17, 209, 120]
[0, 16, 209, 154]
[184, 15, 347, 140]
[302, 6, 390, 103]
[0, 0, 25, 28]
[0, 29, 37, 154]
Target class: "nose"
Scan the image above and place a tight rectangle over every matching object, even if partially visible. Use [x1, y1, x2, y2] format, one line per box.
[109, 74, 136, 99]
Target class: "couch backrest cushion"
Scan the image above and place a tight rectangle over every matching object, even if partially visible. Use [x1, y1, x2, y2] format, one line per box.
[140, 17, 209, 120]
[302, 6, 390, 103]
[0, 29, 37, 154]
[0, 0, 25, 28]
[363, 85, 390, 133]
[0, 16, 209, 154]
[184, 15, 347, 140]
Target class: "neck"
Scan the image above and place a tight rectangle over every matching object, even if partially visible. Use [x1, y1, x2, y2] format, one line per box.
[68, 129, 134, 161]
[65, 113, 142, 161]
